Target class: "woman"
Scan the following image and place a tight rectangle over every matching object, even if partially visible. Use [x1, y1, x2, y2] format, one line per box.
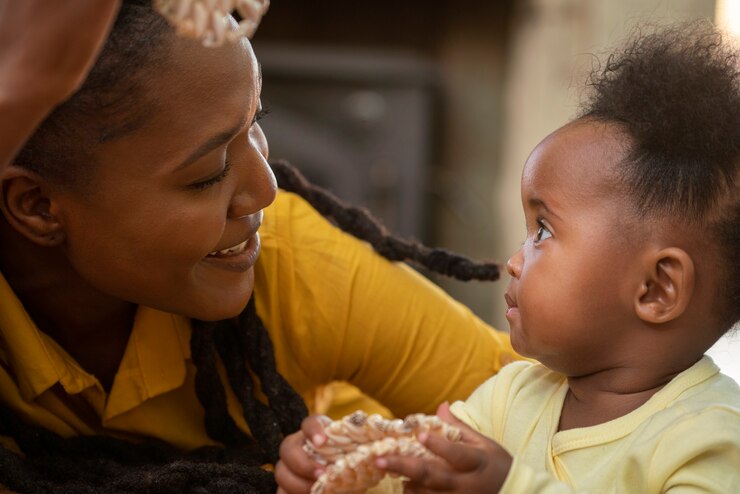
[0, 1, 517, 491]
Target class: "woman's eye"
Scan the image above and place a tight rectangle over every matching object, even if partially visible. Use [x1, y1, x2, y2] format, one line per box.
[189, 159, 233, 191]
[535, 220, 552, 243]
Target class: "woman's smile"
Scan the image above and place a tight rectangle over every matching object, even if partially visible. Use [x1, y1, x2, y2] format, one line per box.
[203, 210, 263, 274]
[202, 233, 261, 273]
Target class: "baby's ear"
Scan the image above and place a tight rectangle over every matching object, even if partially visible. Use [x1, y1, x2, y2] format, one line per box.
[0, 166, 65, 247]
[634, 247, 695, 324]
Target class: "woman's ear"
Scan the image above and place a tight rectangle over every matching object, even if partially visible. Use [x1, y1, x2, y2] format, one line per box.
[0, 166, 65, 247]
[634, 247, 695, 324]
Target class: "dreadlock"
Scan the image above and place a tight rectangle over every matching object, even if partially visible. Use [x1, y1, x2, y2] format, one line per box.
[0, 298, 294, 493]
[270, 160, 500, 282]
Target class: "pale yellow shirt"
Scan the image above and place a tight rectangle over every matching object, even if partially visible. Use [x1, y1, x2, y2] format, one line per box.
[0, 190, 517, 453]
[451, 358, 740, 493]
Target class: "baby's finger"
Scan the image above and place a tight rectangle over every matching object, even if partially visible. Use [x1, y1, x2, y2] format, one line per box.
[435, 401, 457, 423]
[376, 455, 455, 491]
[279, 431, 322, 479]
[435, 403, 487, 446]
[421, 433, 484, 472]
[274, 459, 317, 494]
[301, 414, 331, 448]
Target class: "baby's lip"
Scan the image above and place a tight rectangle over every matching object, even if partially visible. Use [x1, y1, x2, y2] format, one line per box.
[504, 292, 517, 308]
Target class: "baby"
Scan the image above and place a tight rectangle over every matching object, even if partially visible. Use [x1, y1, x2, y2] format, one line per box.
[276, 21, 740, 494]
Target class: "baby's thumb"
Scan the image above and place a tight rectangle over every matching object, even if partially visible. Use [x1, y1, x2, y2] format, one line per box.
[435, 401, 459, 423]
[435, 402, 480, 444]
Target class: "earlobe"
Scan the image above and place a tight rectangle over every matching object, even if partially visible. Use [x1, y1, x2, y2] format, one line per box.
[0, 167, 65, 247]
[634, 247, 695, 324]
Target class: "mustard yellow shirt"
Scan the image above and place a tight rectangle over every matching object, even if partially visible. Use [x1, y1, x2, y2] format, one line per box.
[0, 190, 517, 452]
[450, 358, 740, 493]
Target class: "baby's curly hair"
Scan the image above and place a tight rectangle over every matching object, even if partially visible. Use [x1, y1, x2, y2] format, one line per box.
[580, 21, 740, 332]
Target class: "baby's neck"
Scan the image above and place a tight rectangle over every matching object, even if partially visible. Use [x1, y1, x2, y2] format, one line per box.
[558, 362, 697, 431]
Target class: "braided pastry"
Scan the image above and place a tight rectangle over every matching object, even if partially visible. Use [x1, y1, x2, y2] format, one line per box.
[154, 0, 270, 46]
[305, 411, 462, 494]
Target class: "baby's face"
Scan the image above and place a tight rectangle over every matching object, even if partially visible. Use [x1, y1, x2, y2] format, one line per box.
[504, 119, 645, 375]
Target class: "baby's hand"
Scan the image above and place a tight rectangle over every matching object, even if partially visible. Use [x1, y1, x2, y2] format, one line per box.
[275, 414, 330, 494]
[376, 402, 513, 493]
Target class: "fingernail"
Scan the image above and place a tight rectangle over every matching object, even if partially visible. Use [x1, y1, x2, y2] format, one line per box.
[312, 434, 325, 447]
[376, 458, 388, 469]
[313, 468, 324, 479]
[418, 432, 428, 443]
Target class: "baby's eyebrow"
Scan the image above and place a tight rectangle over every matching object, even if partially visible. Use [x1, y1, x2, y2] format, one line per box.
[528, 197, 562, 221]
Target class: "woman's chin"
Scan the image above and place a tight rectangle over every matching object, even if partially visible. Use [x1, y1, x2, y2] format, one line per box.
[181, 285, 255, 321]
[184, 270, 256, 321]
[199, 297, 252, 321]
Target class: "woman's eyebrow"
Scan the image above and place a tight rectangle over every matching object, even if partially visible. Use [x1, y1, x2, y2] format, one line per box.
[174, 66, 262, 171]
[175, 118, 247, 171]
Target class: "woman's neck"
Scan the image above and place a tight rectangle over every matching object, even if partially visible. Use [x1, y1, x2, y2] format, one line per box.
[0, 219, 135, 391]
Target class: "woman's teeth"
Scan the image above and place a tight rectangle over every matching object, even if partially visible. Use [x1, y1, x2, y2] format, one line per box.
[208, 239, 249, 257]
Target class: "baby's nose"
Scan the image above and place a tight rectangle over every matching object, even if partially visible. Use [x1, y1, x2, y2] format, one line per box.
[506, 250, 523, 278]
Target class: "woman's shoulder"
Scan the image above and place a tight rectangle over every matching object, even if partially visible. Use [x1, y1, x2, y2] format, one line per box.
[261, 189, 311, 237]
[261, 189, 347, 246]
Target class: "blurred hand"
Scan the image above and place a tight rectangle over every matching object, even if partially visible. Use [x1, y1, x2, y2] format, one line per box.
[377, 402, 513, 493]
[275, 414, 330, 494]
[0, 0, 121, 173]
[0, 0, 121, 106]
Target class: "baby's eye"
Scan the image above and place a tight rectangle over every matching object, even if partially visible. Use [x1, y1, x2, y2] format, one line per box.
[535, 219, 552, 243]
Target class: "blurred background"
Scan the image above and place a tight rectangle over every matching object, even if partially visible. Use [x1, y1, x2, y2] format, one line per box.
[252, 0, 739, 382]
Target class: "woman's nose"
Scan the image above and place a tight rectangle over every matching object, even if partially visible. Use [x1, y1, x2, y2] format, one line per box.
[506, 248, 523, 279]
[228, 150, 277, 220]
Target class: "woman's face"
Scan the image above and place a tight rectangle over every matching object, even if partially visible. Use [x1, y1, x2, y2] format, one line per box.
[51, 34, 276, 321]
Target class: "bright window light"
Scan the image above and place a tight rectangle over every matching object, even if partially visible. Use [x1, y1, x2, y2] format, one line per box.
[707, 326, 740, 385]
[716, 0, 740, 37]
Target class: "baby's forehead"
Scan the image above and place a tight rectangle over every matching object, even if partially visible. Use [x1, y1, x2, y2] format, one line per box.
[524, 120, 628, 192]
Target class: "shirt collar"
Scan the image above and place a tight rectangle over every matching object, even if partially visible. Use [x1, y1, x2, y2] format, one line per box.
[0, 271, 192, 420]
[104, 307, 191, 420]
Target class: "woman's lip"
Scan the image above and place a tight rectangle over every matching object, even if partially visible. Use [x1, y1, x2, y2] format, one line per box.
[208, 212, 263, 255]
[201, 233, 261, 273]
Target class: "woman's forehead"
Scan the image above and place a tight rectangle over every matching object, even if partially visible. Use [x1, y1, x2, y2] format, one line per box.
[163, 34, 258, 105]
[95, 36, 260, 172]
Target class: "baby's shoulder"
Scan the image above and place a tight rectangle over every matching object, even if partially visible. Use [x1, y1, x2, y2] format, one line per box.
[675, 371, 740, 417]
[647, 369, 740, 446]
